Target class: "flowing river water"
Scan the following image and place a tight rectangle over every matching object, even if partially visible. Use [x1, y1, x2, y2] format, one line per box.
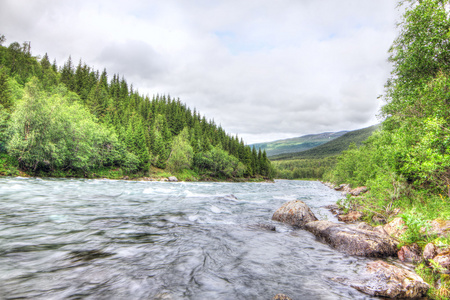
[0, 177, 381, 299]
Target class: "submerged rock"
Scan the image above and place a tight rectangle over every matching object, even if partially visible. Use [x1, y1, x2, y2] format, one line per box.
[324, 204, 343, 215]
[304, 220, 398, 257]
[272, 200, 318, 227]
[223, 194, 238, 201]
[346, 260, 429, 298]
[68, 249, 115, 262]
[250, 223, 277, 232]
[272, 294, 292, 300]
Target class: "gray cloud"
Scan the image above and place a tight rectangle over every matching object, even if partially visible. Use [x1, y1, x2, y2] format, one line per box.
[97, 40, 166, 82]
[0, 0, 400, 144]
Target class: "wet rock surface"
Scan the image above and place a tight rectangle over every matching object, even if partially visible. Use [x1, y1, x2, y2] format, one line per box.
[338, 260, 429, 298]
[304, 220, 398, 257]
[272, 200, 318, 227]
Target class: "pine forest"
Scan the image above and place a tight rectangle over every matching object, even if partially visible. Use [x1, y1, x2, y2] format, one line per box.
[0, 36, 273, 181]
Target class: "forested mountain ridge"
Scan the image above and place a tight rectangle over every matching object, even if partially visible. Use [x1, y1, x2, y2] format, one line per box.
[0, 36, 273, 180]
[271, 124, 379, 160]
[250, 130, 348, 157]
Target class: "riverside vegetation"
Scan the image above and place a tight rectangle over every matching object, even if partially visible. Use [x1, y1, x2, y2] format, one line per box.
[0, 35, 273, 181]
[321, 1, 450, 298]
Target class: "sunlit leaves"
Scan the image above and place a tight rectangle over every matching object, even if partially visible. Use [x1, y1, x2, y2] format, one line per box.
[7, 78, 135, 173]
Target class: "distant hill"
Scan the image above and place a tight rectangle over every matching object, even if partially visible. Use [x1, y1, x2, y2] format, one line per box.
[251, 131, 348, 157]
[270, 124, 380, 161]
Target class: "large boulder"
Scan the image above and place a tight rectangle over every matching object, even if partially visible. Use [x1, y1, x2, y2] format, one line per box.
[348, 260, 429, 298]
[304, 220, 398, 257]
[168, 176, 178, 182]
[272, 200, 318, 227]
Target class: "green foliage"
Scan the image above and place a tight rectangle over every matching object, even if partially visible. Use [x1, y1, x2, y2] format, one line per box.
[194, 146, 245, 178]
[175, 168, 198, 181]
[0, 104, 10, 153]
[0, 71, 12, 110]
[416, 262, 450, 300]
[166, 127, 193, 172]
[0, 153, 19, 176]
[0, 35, 271, 180]
[273, 156, 336, 180]
[323, 1, 450, 233]
[399, 209, 433, 246]
[7, 78, 136, 173]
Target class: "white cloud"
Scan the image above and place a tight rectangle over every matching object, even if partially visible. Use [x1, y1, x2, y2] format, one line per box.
[0, 0, 400, 144]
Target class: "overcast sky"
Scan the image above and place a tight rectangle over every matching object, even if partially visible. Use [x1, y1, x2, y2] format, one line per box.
[0, 0, 400, 144]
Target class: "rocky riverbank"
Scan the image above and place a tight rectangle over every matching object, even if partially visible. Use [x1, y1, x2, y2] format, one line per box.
[271, 199, 430, 298]
[320, 181, 450, 299]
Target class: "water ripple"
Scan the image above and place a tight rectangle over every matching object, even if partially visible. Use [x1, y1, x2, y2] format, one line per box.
[0, 178, 379, 299]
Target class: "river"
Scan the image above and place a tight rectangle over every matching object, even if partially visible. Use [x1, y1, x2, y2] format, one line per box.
[0, 177, 380, 299]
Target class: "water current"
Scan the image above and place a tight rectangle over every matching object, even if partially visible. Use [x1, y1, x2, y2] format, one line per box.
[0, 177, 381, 299]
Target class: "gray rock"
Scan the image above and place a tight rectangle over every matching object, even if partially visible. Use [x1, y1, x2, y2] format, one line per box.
[346, 260, 429, 298]
[384, 217, 408, 239]
[304, 220, 398, 257]
[398, 243, 422, 263]
[272, 200, 318, 227]
[341, 184, 352, 196]
[423, 243, 437, 260]
[350, 186, 368, 196]
[334, 183, 345, 191]
[356, 222, 373, 231]
[337, 211, 362, 223]
[429, 219, 450, 237]
[372, 214, 387, 225]
[324, 204, 343, 215]
[433, 251, 450, 273]
[168, 176, 178, 182]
